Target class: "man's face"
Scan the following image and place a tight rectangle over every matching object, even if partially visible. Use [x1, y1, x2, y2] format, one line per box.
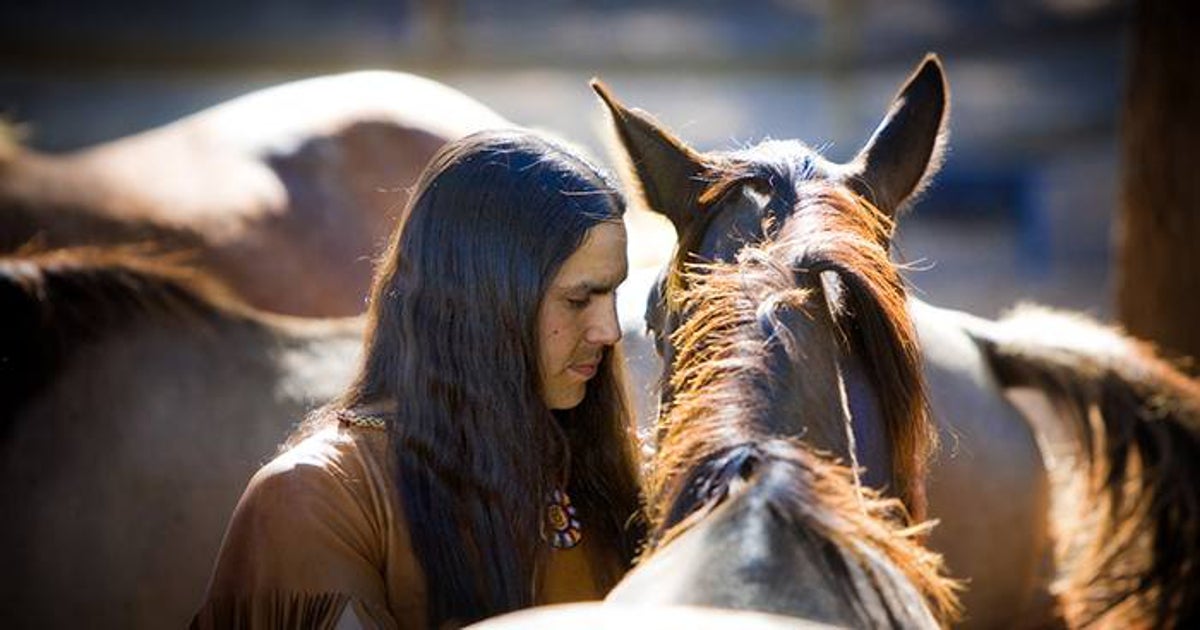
[537, 221, 628, 410]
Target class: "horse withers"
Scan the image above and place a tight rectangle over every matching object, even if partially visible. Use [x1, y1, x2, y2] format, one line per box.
[594, 55, 1200, 628]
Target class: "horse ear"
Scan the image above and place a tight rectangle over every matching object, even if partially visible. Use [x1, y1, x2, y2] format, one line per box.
[845, 54, 949, 217]
[591, 79, 709, 235]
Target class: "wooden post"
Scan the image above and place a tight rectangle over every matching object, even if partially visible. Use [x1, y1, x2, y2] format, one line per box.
[1116, 0, 1200, 372]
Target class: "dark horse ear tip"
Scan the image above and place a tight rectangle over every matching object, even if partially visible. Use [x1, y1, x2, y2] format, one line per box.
[911, 54, 947, 94]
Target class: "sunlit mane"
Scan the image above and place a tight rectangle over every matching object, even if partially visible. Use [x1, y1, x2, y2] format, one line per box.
[656, 172, 937, 520]
[985, 305, 1200, 627]
[640, 176, 957, 626]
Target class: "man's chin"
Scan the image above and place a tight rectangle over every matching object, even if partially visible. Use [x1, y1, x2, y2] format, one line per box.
[546, 385, 587, 411]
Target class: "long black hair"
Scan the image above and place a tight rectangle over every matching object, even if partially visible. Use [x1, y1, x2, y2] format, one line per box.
[338, 129, 643, 626]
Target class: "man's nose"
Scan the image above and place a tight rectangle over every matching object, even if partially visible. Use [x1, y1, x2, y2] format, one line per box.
[586, 296, 622, 345]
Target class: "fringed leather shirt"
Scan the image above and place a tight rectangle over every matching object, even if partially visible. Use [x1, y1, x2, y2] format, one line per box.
[192, 423, 612, 628]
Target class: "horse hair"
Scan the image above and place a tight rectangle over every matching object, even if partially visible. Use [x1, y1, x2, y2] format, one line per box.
[982, 305, 1200, 628]
[0, 246, 259, 427]
[655, 168, 936, 520]
[645, 178, 958, 625]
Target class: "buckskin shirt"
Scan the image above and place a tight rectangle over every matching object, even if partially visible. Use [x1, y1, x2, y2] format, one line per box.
[192, 422, 613, 628]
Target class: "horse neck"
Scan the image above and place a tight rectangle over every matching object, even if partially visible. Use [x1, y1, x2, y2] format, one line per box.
[761, 282, 858, 460]
[652, 270, 859, 533]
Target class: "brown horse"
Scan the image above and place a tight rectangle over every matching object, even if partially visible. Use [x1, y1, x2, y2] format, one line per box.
[602, 219, 961, 627]
[0, 246, 363, 628]
[594, 55, 1200, 628]
[0, 71, 511, 317]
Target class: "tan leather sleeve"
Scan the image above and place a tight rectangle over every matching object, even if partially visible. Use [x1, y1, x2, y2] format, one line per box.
[192, 429, 412, 629]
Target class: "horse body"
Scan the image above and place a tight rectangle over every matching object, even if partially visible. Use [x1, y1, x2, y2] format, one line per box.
[0, 249, 362, 627]
[0, 71, 512, 316]
[595, 54, 1199, 628]
[909, 299, 1054, 624]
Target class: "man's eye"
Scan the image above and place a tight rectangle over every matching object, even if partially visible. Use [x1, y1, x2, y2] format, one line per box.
[567, 297, 590, 309]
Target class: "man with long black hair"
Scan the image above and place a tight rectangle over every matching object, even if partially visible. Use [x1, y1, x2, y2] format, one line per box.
[193, 129, 645, 628]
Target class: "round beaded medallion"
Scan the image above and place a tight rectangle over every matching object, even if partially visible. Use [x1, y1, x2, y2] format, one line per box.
[542, 488, 582, 549]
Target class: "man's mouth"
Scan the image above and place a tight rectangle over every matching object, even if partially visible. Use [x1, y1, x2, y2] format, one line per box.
[568, 360, 600, 379]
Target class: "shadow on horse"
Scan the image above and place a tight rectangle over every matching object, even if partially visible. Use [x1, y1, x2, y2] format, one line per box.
[593, 55, 1200, 628]
[0, 71, 511, 316]
[0, 247, 363, 627]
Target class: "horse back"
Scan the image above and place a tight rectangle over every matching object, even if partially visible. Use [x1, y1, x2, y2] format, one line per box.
[1, 71, 513, 316]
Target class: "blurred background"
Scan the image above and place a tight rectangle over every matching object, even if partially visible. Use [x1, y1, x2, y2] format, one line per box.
[1, 0, 1126, 319]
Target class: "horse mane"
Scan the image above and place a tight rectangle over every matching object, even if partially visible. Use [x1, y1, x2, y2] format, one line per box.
[656, 166, 936, 520]
[644, 175, 956, 624]
[981, 305, 1200, 627]
[655, 439, 961, 627]
[0, 245, 261, 425]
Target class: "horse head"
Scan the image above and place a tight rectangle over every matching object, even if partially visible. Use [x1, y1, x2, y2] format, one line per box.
[595, 55, 948, 519]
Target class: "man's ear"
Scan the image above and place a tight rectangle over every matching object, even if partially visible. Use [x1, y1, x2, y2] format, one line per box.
[844, 54, 949, 218]
[591, 79, 710, 235]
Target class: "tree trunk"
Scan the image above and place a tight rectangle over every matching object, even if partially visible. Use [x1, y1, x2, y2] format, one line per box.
[1116, 0, 1200, 372]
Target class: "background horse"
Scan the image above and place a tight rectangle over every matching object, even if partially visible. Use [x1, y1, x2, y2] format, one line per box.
[595, 55, 1200, 628]
[0, 71, 511, 317]
[0, 247, 363, 628]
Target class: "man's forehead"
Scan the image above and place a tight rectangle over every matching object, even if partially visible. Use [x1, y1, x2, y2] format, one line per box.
[555, 257, 627, 290]
[555, 265, 627, 291]
[550, 222, 627, 286]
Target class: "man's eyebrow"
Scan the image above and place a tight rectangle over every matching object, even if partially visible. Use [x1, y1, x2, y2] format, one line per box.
[559, 277, 626, 294]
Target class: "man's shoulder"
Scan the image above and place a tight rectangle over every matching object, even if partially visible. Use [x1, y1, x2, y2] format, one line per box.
[249, 426, 380, 496]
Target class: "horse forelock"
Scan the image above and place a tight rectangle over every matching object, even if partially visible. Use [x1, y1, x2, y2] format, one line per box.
[781, 185, 935, 519]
